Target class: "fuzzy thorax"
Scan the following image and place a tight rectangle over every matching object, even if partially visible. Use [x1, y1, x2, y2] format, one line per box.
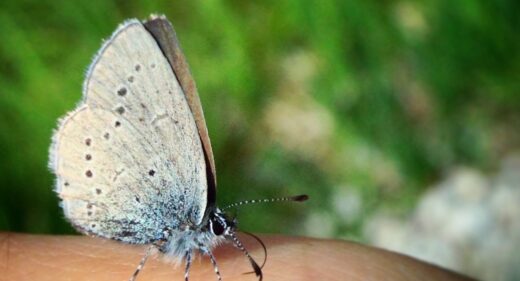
[159, 227, 226, 264]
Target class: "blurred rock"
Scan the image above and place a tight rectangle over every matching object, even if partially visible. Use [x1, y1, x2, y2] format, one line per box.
[304, 211, 335, 238]
[263, 50, 335, 163]
[364, 155, 520, 281]
[332, 187, 362, 224]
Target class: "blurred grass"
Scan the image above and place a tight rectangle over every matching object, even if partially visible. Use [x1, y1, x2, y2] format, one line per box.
[0, 0, 519, 243]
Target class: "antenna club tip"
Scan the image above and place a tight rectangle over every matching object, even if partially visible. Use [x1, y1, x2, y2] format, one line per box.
[293, 194, 309, 202]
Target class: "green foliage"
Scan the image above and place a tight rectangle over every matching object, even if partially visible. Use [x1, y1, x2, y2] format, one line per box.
[0, 0, 518, 238]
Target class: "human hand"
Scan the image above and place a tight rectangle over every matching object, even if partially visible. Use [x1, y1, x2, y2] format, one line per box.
[1, 232, 474, 281]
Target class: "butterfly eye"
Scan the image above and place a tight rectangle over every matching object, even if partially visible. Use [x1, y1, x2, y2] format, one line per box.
[210, 217, 225, 235]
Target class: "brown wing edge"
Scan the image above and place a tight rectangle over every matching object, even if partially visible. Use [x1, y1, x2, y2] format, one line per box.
[142, 15, 217, 206]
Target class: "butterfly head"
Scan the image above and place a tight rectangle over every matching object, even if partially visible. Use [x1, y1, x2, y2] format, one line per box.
[208, 208, 236, 237]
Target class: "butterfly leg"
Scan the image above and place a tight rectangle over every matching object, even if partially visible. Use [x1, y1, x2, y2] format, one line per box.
[184, 250, 193, 281]
[129, 245, 154, 281]
[201, 248, 222, 281]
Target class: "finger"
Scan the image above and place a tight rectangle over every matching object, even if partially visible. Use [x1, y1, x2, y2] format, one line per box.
[1, 232, 474, 281]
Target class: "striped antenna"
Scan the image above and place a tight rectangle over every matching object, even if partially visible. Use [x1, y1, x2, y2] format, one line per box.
[229, 231, 263, 280]
[221, 194, 308, 211]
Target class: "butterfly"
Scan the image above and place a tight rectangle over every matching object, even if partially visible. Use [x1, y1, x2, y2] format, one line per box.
[49, 14, 307, 281]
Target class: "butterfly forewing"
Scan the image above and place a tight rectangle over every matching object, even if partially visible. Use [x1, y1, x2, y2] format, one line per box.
[50, 20, 208, 243]
[143, 16, 217, 188]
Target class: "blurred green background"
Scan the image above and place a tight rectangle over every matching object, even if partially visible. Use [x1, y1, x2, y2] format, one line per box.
[1, 0, 519, 279]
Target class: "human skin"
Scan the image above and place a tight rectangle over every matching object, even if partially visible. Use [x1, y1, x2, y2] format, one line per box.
[0, 232, 475, 281]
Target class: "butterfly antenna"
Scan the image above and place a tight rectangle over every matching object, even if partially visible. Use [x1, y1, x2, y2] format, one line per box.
[222, 194, 308, 211]
[229, 232, 263, 281]
[241, 231, 267, 271]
